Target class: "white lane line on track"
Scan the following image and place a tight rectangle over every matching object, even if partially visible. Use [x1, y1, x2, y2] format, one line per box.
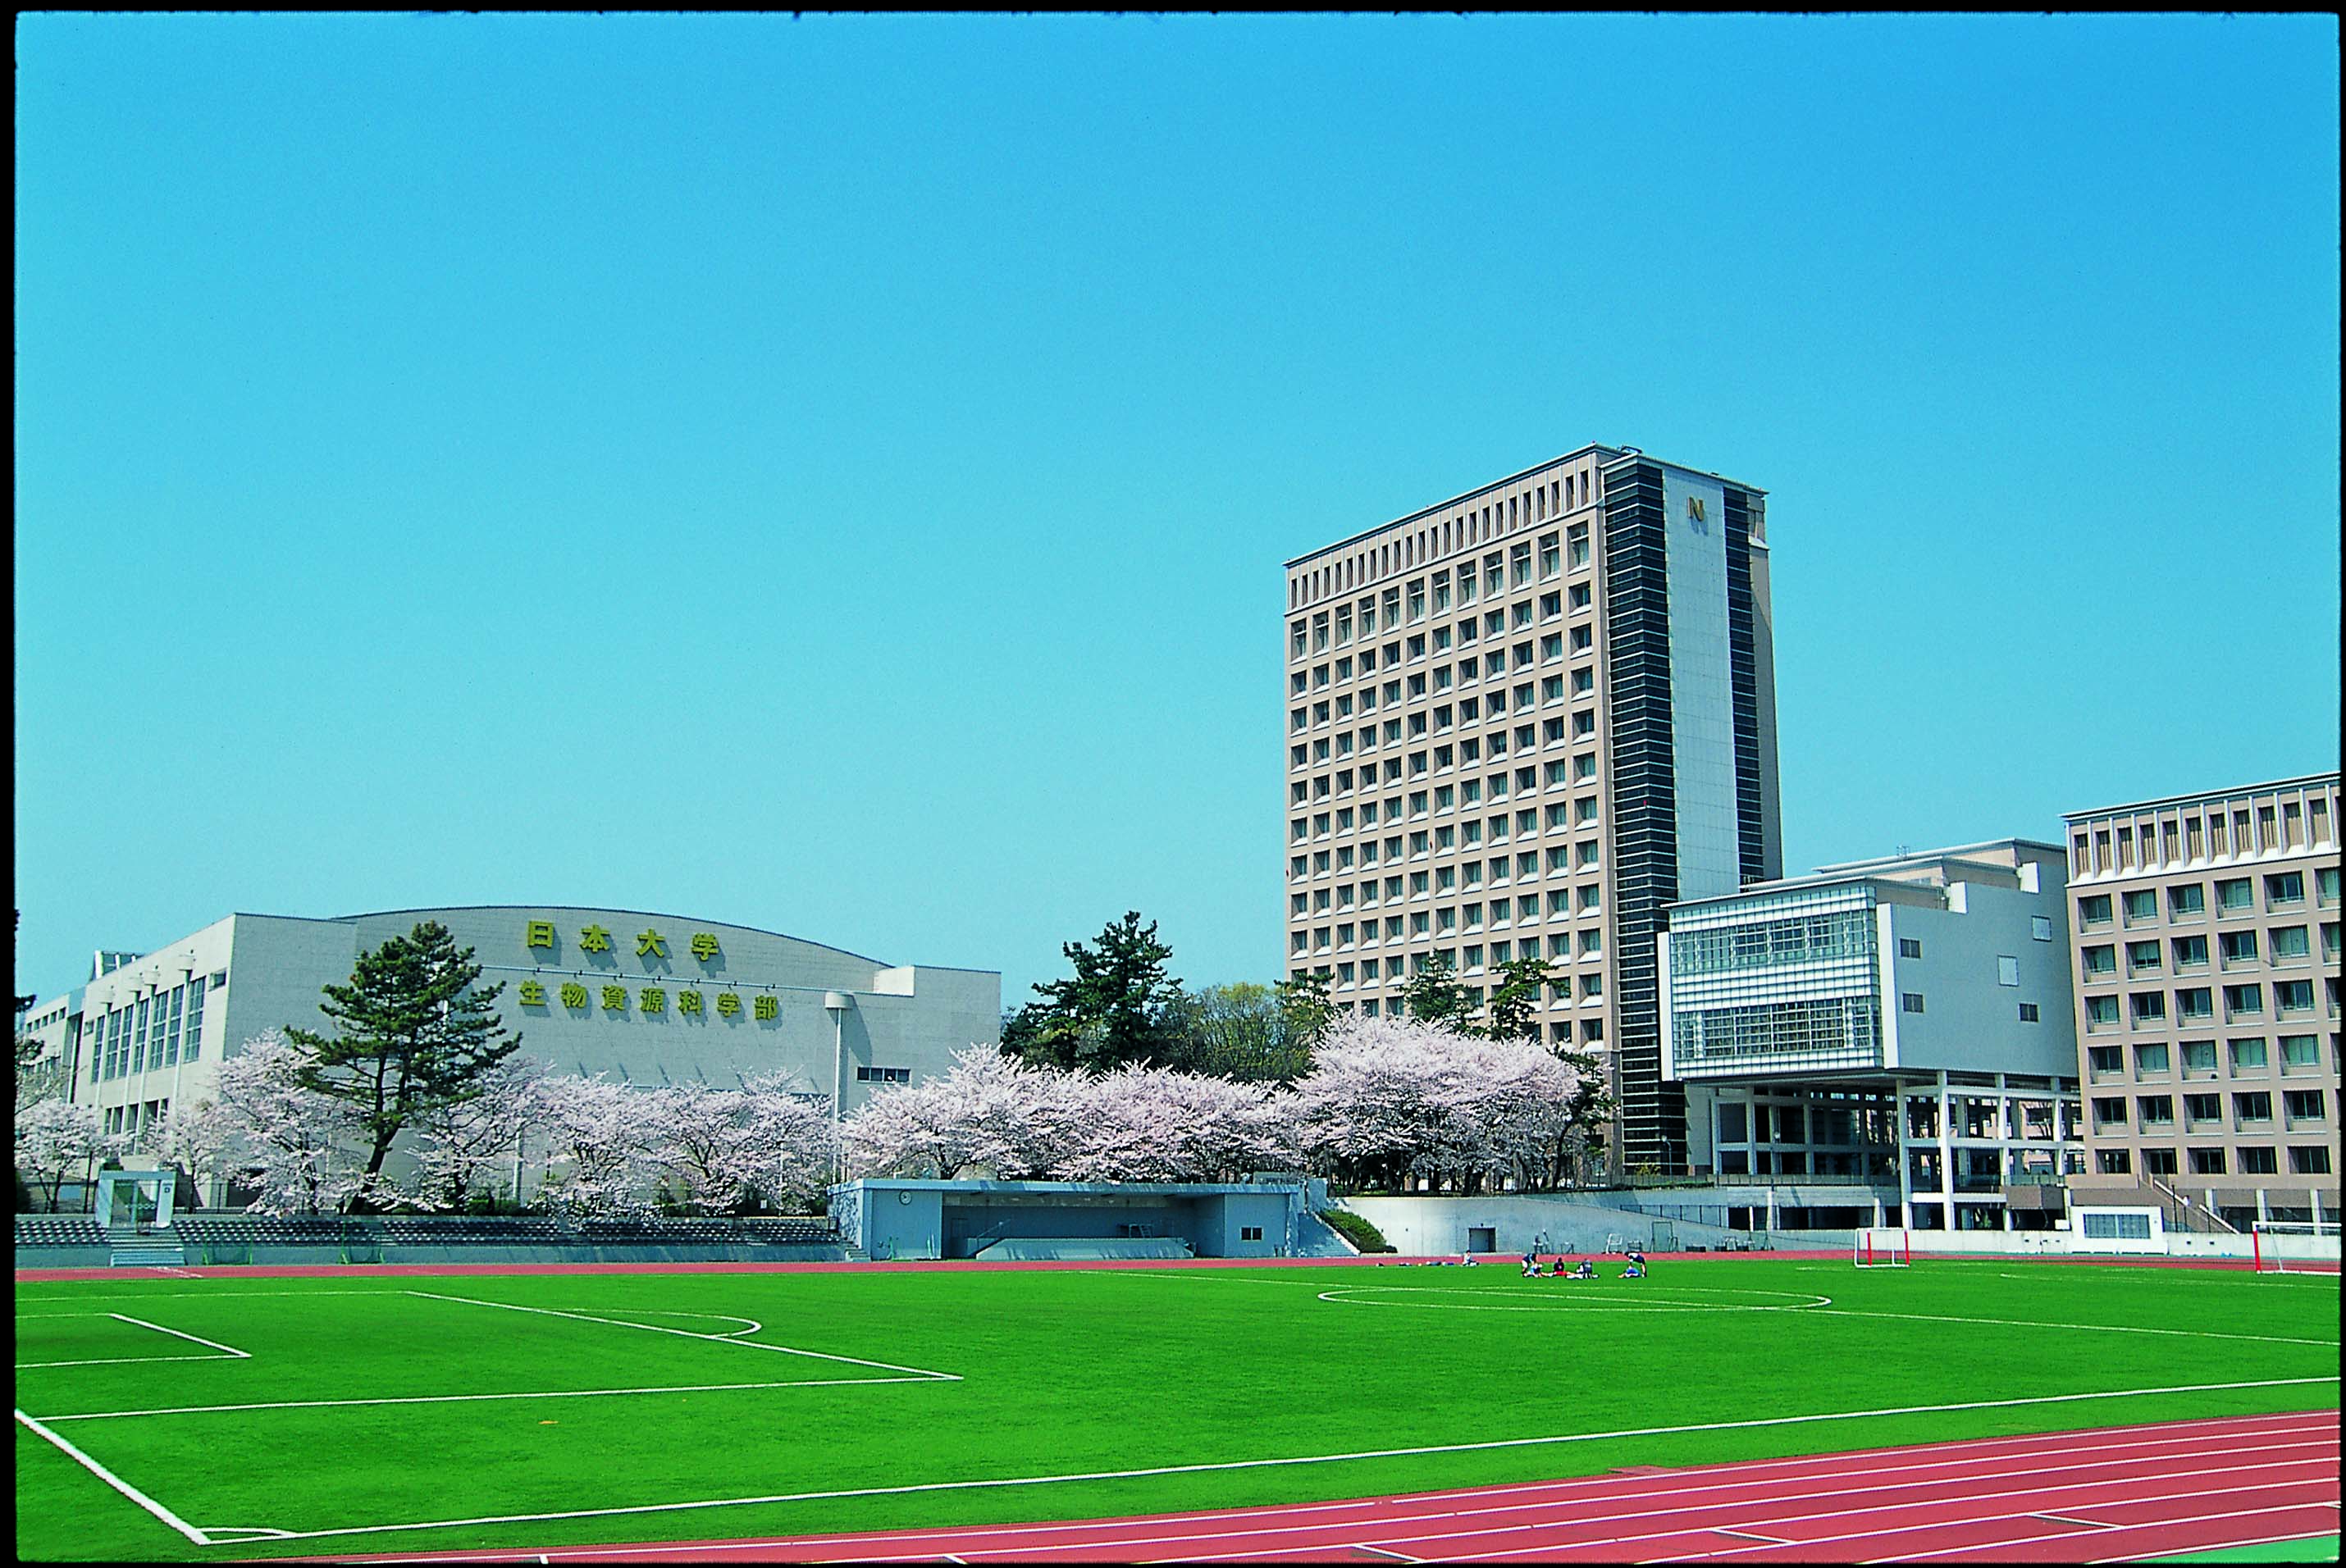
[195, 1378, 2340, 1546]
[289, 1415, 2342, 1564]
[1882, 1498, 2346, 1564]
[38, 1377, 945, 1424]
[1636, 1479, 2343, 1565]
[12, 1408, 211, 1545]
[401, 1292, 959, 1379]
[2030, 1511, 2116, 1528]
[1157, 1454, 2340, 1566]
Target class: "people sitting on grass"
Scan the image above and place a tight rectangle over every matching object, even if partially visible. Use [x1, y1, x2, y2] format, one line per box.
[1622, 1259, 1647, 1279]
[1563, 1258, 1595, 1280]
[1521, 1250, 1541, 1278]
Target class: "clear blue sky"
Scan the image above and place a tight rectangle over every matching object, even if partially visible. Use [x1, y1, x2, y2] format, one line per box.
[14, 13, 2340, 1010]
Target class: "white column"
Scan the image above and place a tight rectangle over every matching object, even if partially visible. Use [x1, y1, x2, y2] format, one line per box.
[1936, 1071, 1954, 1232]
[1896, 1082, 1915, 1228]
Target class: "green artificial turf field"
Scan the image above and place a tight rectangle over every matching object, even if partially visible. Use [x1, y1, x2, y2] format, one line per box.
[13, 1259, 2341, 1562]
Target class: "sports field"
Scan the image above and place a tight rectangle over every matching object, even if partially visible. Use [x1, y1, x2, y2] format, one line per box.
[13, 1257, 2340, 1562]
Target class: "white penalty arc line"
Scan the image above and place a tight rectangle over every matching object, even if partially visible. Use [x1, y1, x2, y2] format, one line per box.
[12, 1408, 211, 1545]
[402, 1291, 960, 1381]
[199, 1375, 2340, 1546]
[37, 1376, 950, 1424]
[601, 1309, 765, 1339]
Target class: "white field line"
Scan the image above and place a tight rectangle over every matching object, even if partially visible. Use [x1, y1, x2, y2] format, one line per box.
[1808, 1306, 2338, 1349]
[193, 1376, 2340, 1546]
[39, 1376, 948, 1423]
[17, 1354, 238, 1370]
[110, 1313, 251, 1358]
[1317, 1287, 1832, 1313]
[374, 1417, 2346, 1564]
[404, 1291, 961, 1381]
[604, 1309, 764, 1338]
[1093, 1450, 2339, 1566]
[16, 1311, 253, 1370]
[1873, 1498, 2346, 1564]
[13, 1408, 211, 1546]
[16, 1289, 408, 1312]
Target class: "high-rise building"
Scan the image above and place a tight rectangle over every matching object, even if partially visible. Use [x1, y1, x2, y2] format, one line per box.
[1283, 444, 1782, 1171]
[2061, 773, 2341, 1233]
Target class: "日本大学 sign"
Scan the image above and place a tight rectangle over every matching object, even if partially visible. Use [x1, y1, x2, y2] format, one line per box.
[514, 920, 781, 1023]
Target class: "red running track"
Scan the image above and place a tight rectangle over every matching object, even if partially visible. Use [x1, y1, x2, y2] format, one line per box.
[301, 1408, 2339, 1565]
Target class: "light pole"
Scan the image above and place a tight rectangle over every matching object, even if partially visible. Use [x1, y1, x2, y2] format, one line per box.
[823, 991, 852, 1186]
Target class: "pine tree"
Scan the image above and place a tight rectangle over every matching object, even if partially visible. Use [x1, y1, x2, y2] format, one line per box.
[1399, 951, 1479, 1030]
[285, 922, 519, 1210]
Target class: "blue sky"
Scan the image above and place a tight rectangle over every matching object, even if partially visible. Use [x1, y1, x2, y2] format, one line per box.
[14, 13, 2339, 1010]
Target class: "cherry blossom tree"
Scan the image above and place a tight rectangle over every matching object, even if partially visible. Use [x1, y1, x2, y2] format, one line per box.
[211, 1030, 368, 1215]
[14, 1098, 126, 1211]
[1047, 1067, 1301, 1183]
[405, 1054, 547, 1213]
[842, 1046, 1302, 1185]
[645, 1075, 835, 1215]
[154, 1095, 244, 1209]
[1293, 1013, 1586, 1194]
[841, 1045, 1066, 1180]
[532, 1073, 660, 1219]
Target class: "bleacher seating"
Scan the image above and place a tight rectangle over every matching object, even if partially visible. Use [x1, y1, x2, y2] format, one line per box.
[974, 1237, 1194, 1262]
[173, 1215, 353, 1247]
[30, 1210, 839, 1253]
[15, 1215, 106, 1247]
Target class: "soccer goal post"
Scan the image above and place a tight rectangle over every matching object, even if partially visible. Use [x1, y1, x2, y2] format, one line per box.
[2251, 1219, 2341, 1274]
[1855, 1228, 1912, 1268]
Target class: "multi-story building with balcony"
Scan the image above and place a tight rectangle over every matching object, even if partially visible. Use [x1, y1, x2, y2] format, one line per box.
[1659, 839, 2083, 1233]
[1283, 444, 1782, 1172]
[2063, 773, 2341, 1233]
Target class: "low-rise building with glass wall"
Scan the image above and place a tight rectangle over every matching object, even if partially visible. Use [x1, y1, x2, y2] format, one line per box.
[1659, 840, 2083, 1232]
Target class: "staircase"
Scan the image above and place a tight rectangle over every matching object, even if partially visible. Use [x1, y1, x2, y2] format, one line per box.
[839, 1243, 870, 1263]
[107, 1226, 187, 1269]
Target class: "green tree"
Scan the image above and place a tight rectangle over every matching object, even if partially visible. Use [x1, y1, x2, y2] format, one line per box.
[1481, 955, 1555, 1046]
[1399, 952, 1478, 1030]
[1000, 912, 1184, 1072]
[285, 922, 521, 1210]
[1275, 968, 1336, 1058]
[1159, 972, 1330, 1083]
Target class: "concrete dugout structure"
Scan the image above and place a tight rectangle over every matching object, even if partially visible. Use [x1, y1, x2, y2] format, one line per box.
[830, 1178, 1347, 1261]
